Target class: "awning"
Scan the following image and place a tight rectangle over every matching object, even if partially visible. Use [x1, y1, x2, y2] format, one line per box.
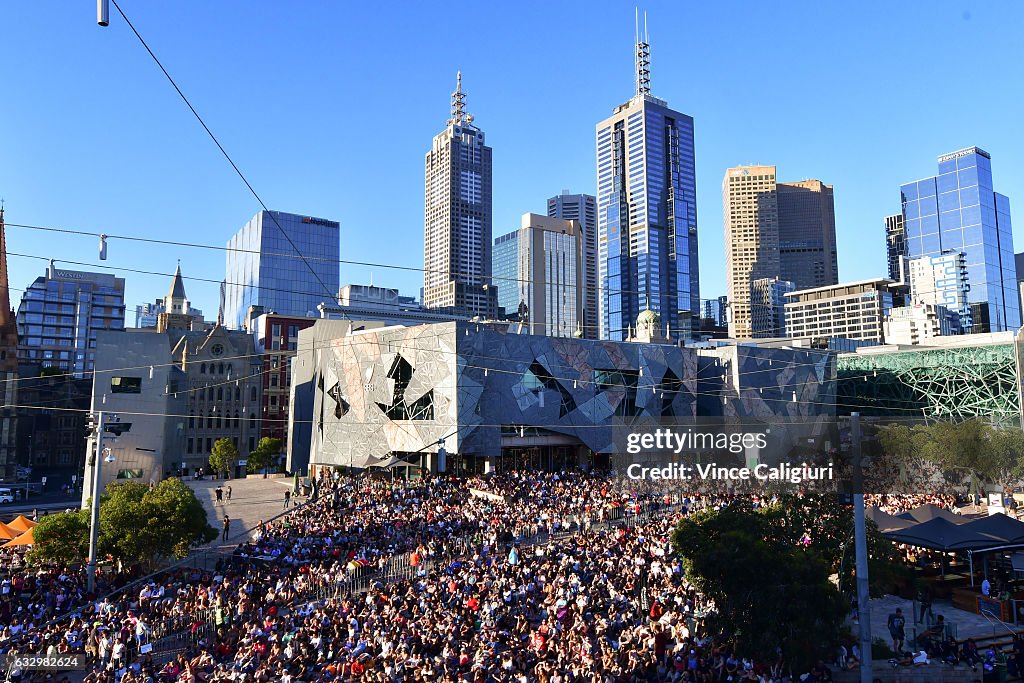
[1, 528, 34, 547]
[0, 523, 17, 540]
[896, 503, 968, 525]
[6, 516, 37, 533]
[866, 507, 914, 533]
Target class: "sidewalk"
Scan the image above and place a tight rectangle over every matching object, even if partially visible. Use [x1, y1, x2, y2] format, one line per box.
[184, 476, 298, 546]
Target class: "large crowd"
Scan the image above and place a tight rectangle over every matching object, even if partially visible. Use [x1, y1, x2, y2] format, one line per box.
[0, 470, 962, 683]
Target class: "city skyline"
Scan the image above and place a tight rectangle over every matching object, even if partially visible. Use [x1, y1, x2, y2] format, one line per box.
[2, 3, 1024, 320]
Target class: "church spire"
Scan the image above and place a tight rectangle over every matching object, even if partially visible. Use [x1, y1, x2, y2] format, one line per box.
[0, 204, 11, 327]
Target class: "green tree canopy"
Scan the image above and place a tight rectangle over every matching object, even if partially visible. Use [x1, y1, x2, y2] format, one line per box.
[246, 436, 283, 474]
[29, 478, 216, 569]
[28, 509, 91, 565]
[209, 438, 240, 477]
[672, 500, 848, 671]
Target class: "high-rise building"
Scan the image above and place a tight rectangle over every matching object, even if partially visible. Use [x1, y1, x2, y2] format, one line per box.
[900, 147, 1018, 332]
[596, 21, 698, 341]
[724, 166, 838, 338]
[423, 73, 496, 319]
[777, 180, 838, 287]
[723, 166, 779, 338]
[784, 278, 896, 345]
[0, 207, 19, 481]
[548, 191, 598, 339]
[491, 214, 584, 338]
[750, 277, 795, 338]
[906, 252, 971, 333]
[16, 263, 125, 377]
[223, 210, 340, 330]
[885, 214, 907, 281]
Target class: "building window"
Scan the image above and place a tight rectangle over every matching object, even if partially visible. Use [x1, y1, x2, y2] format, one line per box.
[249, 436, 255, 453]
[206, 438, 212, 453]
[250, 387, 257, 402]
[201, 363, 207, 374]
[217, 387, 223, 401]
[187, 438, 194, 454]
[110, 377, 142, 394]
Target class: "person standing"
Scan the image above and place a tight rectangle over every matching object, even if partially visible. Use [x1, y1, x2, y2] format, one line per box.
[226, 485, 232, 501]
[215, 487, 223, 504]
[284, 490, 291, 510]
[222, 515, 230, 543]
[888, 607, 906, 655]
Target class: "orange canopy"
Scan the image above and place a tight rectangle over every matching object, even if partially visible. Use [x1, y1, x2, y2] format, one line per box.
[0, 523, 16, 540]
[5, 516, 36, 533]
[1, 527, 33, 547]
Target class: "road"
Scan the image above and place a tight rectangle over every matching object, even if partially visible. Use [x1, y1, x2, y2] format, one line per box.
[2, 500, 81, 523]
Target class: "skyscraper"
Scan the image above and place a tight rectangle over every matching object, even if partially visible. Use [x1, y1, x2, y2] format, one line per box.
[776, 179, 838, 287]
[548, 191, 598, 339]
[723, 166, 779, 339]
[223, 210, 340, 330]
[900, 147, 1019, 332]
[423, 73, 496, 318]
[491, 214, 584, 338]
[596, 18, 698, 341]
[885, 214, 907, 281]
[16, 263, 125, 377]
[723, 166, 838, 338]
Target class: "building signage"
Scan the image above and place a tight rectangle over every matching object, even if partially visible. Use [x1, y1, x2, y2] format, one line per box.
[938, 147, 988, 163]
[301, 216, 340, 228]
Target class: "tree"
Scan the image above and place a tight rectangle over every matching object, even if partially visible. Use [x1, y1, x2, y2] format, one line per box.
[876, 423, 930, 485]
[28, 509, 91, 565]
[28, 478, 216, 569]
[247, 436, 283, 474]
[672, 501, 848, 672]
[209, 438, 239, 478]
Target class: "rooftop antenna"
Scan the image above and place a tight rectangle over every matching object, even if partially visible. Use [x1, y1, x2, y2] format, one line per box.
[451, 71, 466, 124]
[635, 8, 651, 97]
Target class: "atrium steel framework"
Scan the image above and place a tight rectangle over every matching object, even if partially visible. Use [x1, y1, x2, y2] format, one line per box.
[837, 338, 1024, 423]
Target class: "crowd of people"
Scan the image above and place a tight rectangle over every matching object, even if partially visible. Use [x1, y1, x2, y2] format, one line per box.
[0, 469, 983, 683]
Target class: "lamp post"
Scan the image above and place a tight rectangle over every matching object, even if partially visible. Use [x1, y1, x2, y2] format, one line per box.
[86, 411, 107, 593]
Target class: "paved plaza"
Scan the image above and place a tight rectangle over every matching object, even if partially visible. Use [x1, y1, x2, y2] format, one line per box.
[184, 475, 301, 547]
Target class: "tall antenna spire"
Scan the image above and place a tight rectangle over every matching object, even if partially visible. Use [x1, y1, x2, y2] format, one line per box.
[0, 203, 10, 326]
[451, 71, 467, 124]
[635, 8, 651, 97]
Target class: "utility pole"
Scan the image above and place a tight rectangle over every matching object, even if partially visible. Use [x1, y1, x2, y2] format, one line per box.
[86, 411, 105, 594]
[851, 412, 872, 682]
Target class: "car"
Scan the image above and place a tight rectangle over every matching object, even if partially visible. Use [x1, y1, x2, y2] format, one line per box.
[0, 488, 15, 504]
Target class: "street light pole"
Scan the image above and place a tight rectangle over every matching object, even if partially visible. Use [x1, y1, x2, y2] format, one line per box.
[851, 412, 872, 682]
[86, 411, 105, 594]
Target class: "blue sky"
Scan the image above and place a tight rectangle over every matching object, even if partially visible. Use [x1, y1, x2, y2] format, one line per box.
[2, 1, 1023, 319]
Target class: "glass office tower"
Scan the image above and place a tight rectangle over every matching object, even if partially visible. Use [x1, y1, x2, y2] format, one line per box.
[595, 31, 698, 341]
[223, 210, 340, 330]
[900, 147, 1018, 332]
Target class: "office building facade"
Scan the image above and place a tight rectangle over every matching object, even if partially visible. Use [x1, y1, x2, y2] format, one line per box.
[16, 264, 125, 377]
[251, 312, 317, 449]
[223, 210, 340, 330]
[776, 179, 838, 287]
[423, 74, 496, 318]
[784, 278, 896, 345]
[596, 30, 698, 341]
[724, 166, 779, 338]
[751, 277, 795, 338]
[906, 252, 970, 333]
[900, 147, 1018, 333]
[491, 214, 584, 338]
[548, 191, 598, 339]
[885, 214, 907, 282]
[883, 303, 959, 346]
[724, 166, 838, 338]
